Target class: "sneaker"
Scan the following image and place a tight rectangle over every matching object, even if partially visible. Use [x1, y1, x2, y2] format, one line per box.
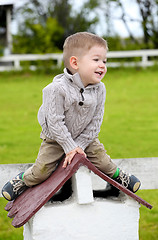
[1, 172, 27, 201]
[94, 170, 141, 199]
[115, 169, 141, 193]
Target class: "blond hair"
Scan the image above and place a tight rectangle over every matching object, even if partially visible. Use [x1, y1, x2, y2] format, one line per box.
[63, 32, 108, 69]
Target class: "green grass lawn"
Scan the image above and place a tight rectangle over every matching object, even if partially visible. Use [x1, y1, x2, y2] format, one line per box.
[0, 67, 158, 239]
[100, 66, 158, 159]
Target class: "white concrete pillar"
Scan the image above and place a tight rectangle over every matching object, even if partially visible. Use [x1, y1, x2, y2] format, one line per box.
[73, 166, 94, 204]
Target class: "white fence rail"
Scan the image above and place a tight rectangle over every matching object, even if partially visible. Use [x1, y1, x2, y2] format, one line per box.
[0, 53, 63, 71]
[107, 49, 158, 67]
[0, 49, 158, 71]
[0, 157, 158, 194]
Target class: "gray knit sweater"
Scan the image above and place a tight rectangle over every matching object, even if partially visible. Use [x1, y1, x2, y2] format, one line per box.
[38, 68, 106, 153]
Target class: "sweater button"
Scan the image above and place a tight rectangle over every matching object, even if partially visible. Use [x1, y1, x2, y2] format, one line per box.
[80, 88, 84, 93]
[79, 102, 83, 106]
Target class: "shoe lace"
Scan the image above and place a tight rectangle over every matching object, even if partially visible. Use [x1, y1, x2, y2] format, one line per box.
[12, 178, 26, 194]
[117, 170, 130, 188]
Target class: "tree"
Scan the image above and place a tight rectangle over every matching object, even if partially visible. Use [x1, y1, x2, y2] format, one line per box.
[136, 0, 158, 48]
[13, 18, 64, 53]
[98, 0, 158, 48]
[13, 0, 99, 53]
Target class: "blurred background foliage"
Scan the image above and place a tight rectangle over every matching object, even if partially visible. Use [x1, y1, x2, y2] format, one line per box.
[12, 0, 99, 53]
[0, 0, 157, 54]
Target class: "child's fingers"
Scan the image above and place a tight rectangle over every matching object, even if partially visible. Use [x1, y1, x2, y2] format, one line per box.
[62, 158, 69, 168]
[62, 152, 75, 168]
[63, 147, 86, 168]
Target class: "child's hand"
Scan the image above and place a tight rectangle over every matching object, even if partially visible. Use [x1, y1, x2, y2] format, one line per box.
[62, 147, 86, 168]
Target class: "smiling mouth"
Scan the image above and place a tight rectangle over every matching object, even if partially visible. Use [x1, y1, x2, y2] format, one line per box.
[95, 71, 103, 76]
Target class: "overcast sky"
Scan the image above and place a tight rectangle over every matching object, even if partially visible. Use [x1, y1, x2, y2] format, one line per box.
[9, 0, 143, 38]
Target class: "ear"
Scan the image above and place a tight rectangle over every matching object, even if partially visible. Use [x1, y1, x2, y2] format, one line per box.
[69, 56, 79, 70]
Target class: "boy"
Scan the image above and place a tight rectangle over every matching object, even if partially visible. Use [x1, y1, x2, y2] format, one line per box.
[2, 32, 141, 201]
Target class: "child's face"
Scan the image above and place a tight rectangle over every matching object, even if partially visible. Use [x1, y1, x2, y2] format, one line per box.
[76, 45, 107, 87]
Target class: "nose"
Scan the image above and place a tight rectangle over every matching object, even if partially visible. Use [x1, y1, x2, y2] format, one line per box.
[99, 61, 107, 74]
[99, 61, 106, 68]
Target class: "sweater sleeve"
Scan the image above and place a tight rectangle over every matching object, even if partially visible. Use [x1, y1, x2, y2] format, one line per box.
[74, 84, 106, 150]
[44, 84, 78, 153]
